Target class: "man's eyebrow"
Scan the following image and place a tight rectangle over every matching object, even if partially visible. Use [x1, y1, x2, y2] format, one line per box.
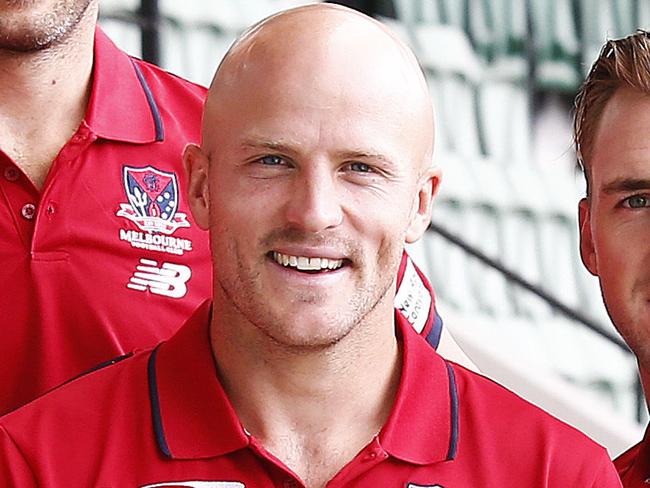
[336, 151, 400, 173]
[338, 150, 393, 163]
[240, 140, 295, 153]
[602, 178, 650, 194]
[239, 142, 396, 166]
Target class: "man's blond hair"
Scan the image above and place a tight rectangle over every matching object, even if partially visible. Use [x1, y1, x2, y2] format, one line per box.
[574, 30, 650, 194]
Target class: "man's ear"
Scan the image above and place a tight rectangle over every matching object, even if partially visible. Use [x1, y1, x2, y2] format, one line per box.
[578, 198, 598, 276]
[184, 143, 210, 230]
[405, 166, 441, 243]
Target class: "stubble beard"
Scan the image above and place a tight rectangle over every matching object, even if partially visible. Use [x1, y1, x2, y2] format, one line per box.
[216, 232, 400, 352]
[601, 283, 650, 372]
[616, 320, 650, 375]
[0, 0, 93, 52]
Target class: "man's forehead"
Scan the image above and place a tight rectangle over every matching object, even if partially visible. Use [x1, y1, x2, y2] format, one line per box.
[202, 4, 433, 164]
[593, 157, 650, 189]
[591, 88, 650, 177]
[205, 60, 427, 147]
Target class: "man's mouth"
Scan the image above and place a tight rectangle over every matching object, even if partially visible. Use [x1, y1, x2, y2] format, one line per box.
[271, 251, 345, 272]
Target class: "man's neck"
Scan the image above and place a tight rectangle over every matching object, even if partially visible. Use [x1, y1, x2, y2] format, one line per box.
[210, 300, 402, 488]
[0, 7, 97, 191]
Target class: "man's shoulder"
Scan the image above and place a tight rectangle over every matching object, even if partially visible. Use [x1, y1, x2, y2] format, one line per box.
[95, 27, 207, 103]
[0, 349, 156, 485]
[127, 55, 208, 109]
[449, 361, 609, 455]
[0, 349, 150, 436]
[444, 362, 620, 484]
[614, 432, 647, 482]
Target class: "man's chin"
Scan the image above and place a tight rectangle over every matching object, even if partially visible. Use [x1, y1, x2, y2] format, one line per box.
[0, 20, 70, 53]
[255, 315, 357, 352]
[0, 35, 57, 52]
[0, 0, 95, 53]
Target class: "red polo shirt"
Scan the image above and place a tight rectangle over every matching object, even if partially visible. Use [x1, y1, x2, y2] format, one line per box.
[0, 302, 619, 487]
[0, 27, 212, 414]
[615, 426, 650, 487]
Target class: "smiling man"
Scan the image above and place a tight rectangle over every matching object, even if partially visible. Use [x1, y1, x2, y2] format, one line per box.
[0, 4, 620, 487]
[574, 31, 650, 487]
[0, 0, 451, 417]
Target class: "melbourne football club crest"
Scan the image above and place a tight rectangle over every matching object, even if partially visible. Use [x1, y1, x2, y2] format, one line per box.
[116, 166, 190, 235]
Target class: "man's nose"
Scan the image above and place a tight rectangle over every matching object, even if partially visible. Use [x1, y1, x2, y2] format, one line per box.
[283, 169, 343, 233]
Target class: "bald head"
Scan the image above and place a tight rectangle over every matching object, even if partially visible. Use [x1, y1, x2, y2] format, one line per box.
[202, 3, 434, 169]
[185, 4, 441, 341]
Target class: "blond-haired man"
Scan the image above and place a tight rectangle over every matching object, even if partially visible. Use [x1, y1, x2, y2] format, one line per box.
[575, 30, 650, 486]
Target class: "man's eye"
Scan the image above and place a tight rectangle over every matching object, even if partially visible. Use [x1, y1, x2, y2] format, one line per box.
[623, 195, 650, 208]
[349, 162, 372, 173]
[259, 155, 284, 166]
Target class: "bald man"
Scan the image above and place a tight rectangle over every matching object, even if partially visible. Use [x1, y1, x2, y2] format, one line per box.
[0, 0, 470, 417]
[0, 5, 620, 487]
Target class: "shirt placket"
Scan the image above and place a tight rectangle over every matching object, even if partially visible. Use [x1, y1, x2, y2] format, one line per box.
[246, 435, 308, 488]
[325, 437, 389, 487]
[245, 434, 390, 488]
[30, 123, 97, 258]
[0, 151, 39, 249]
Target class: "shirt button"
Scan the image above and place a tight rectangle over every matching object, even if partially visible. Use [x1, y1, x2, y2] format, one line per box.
[363, 451, 377, 461]
[4, 166, 19, 182]
[21, 203, 36, 220]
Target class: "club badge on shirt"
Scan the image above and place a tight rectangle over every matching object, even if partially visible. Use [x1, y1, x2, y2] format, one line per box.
[117, 165, 194, 256]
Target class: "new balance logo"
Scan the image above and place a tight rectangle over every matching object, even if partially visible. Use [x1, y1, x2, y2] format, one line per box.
[127, 259, 191, 298]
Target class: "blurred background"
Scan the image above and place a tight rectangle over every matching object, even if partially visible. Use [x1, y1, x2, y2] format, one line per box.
[98, 0, 649, 455]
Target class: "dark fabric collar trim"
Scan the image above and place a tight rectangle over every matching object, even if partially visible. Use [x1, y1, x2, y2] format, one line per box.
[426, 309, 444, 349]
[85, 28, 161, 143]
[131, 60, 165, 142]
[148, 345, 172, 458]
[148, 301, 249, 460]
[445, 361, 459, 460]
[378, 312, 455, 465]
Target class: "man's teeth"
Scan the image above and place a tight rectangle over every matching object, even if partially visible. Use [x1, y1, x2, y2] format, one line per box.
[272, 252, 343, 271]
